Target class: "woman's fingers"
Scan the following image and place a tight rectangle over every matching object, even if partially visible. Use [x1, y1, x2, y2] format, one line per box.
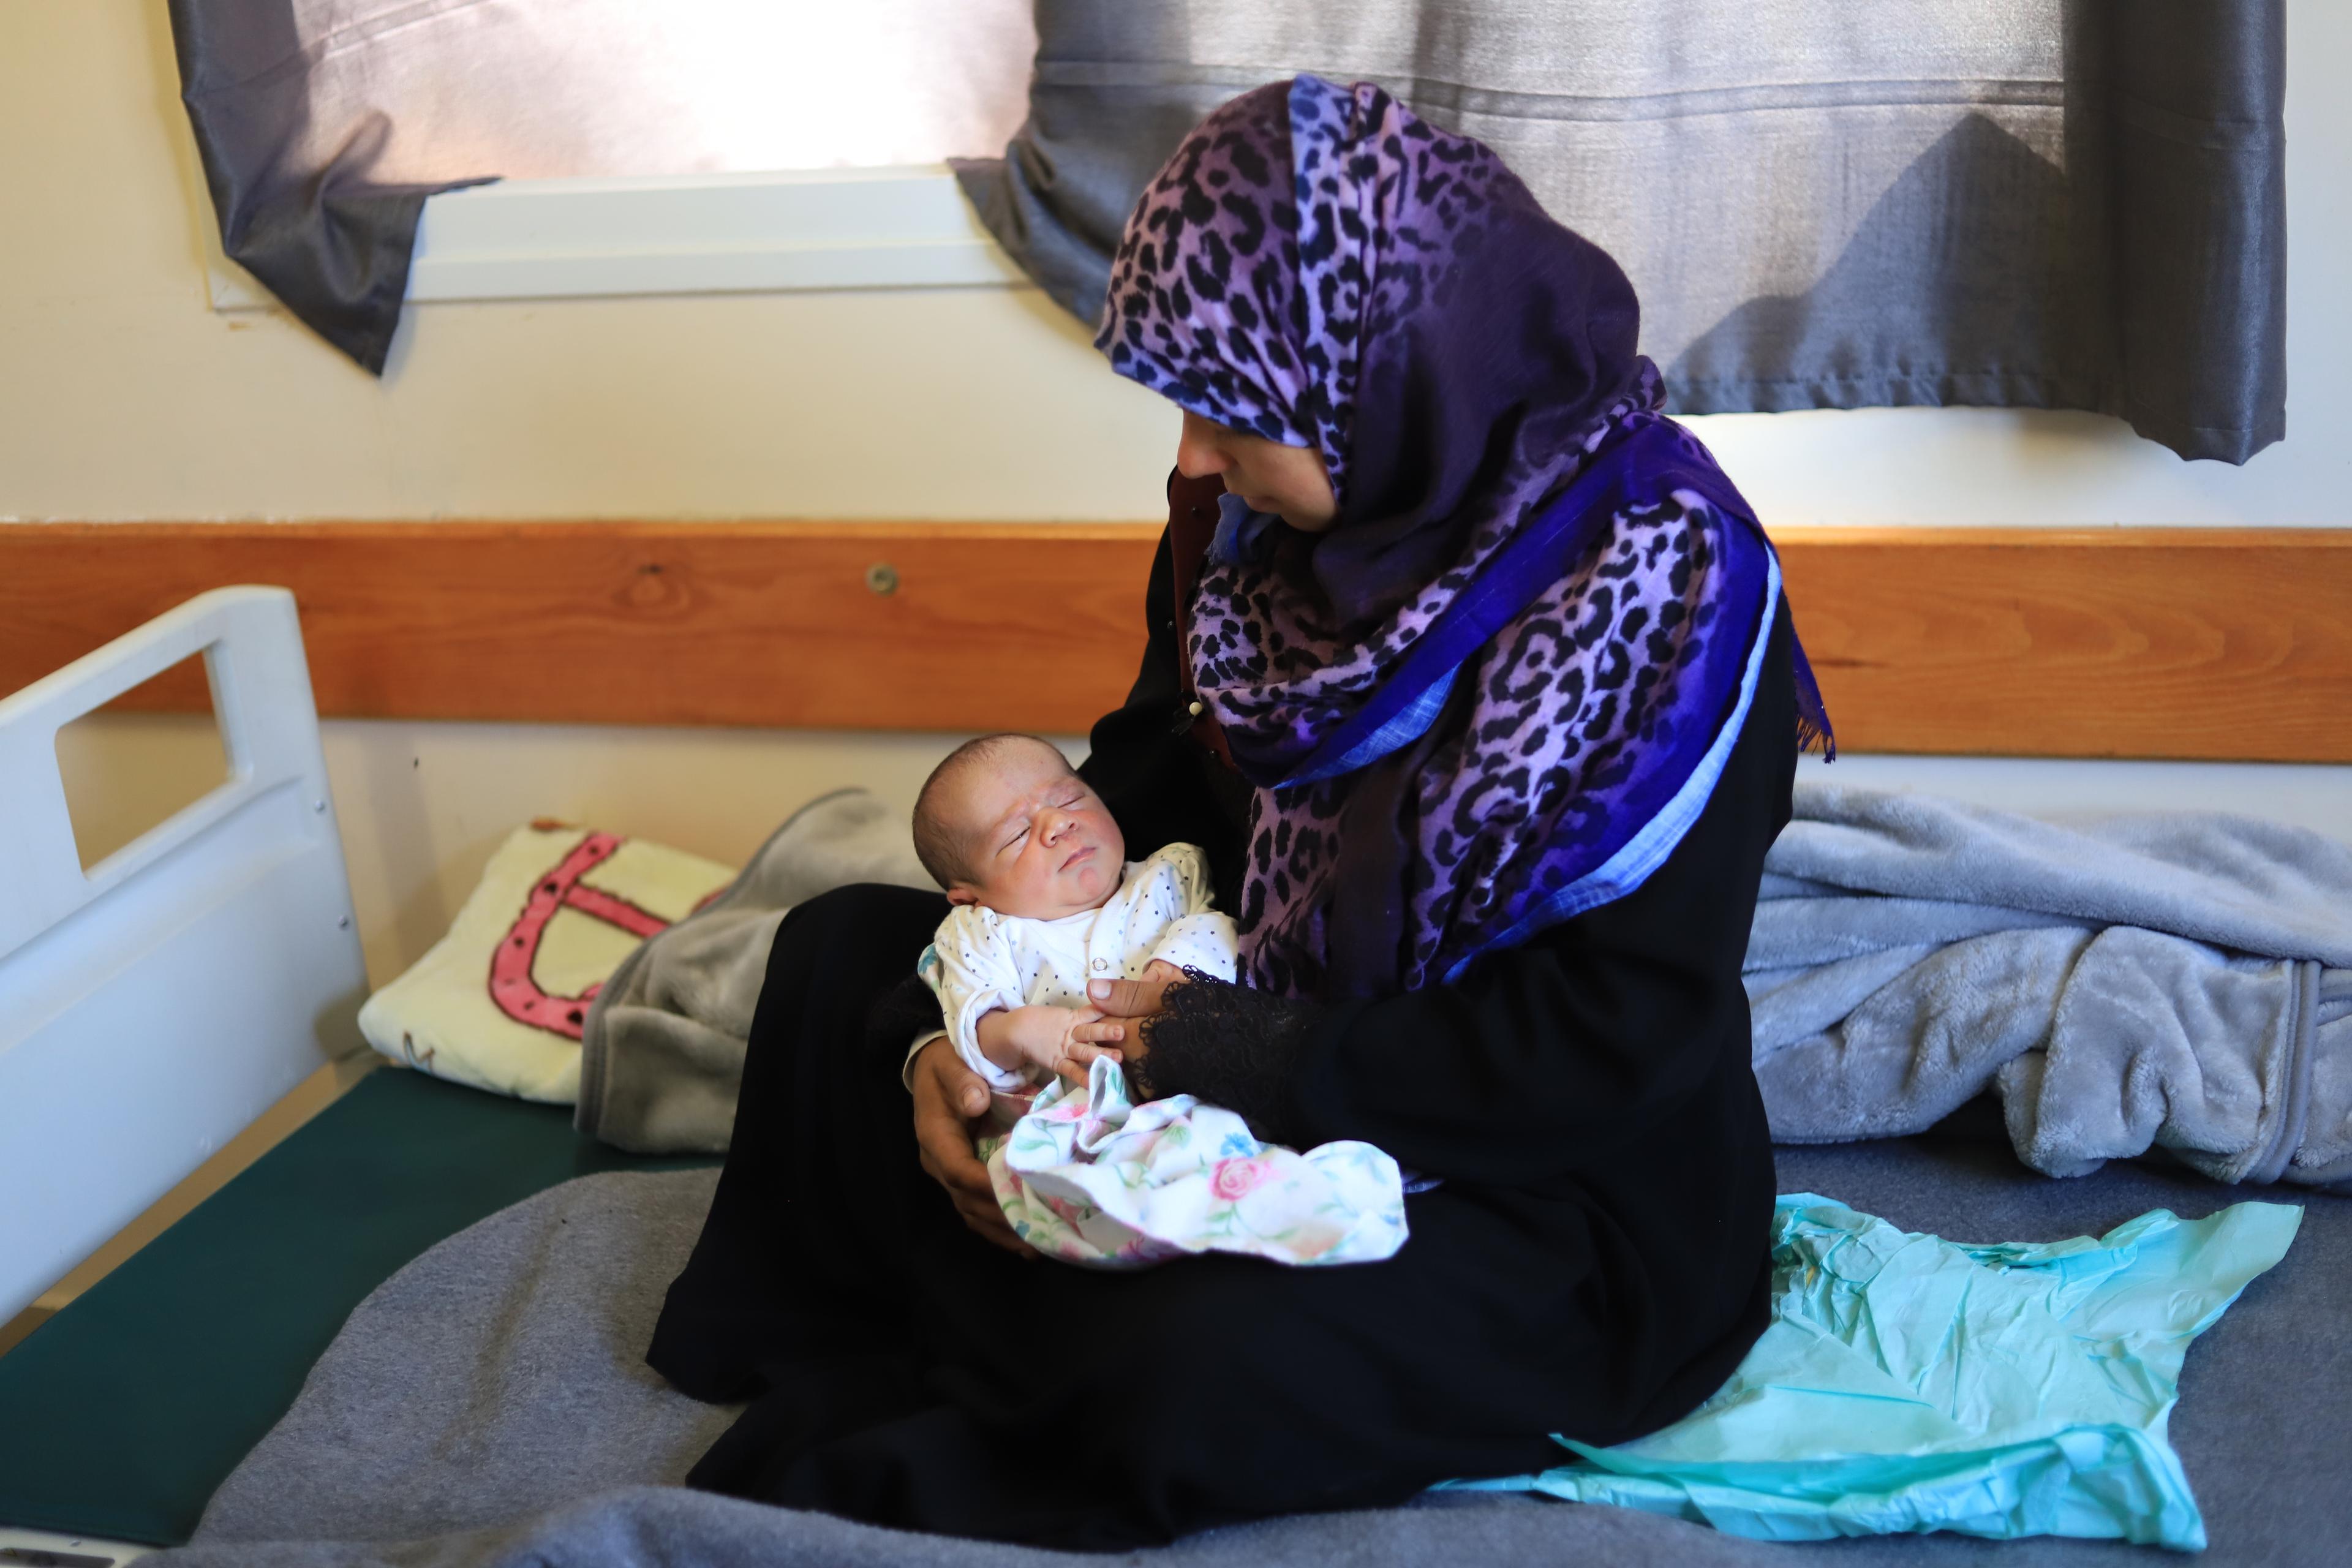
[909, 1039, 1036, 1256]
[909, 1046, 998, 1198]
[911, 1041, 990, 1153]
[915, 1037, 990, 1122]
[913, 1093, 992, 1199]
[916, 1105, 1035, 1256]
[1086, 974, 1171, 1019]
[950, 1183, 1035, 1256]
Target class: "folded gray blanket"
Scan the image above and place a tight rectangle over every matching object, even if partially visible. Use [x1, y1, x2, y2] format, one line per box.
[576, 790, 932, 1153]
[1753, 785, 2352, 1188]
[579, 781, 2352, 1190]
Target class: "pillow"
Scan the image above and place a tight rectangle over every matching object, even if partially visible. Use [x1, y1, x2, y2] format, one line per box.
[357, 823, 737, 1102]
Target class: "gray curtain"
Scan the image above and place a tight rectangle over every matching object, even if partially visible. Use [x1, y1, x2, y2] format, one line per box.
[956, 1, 2286, 464]
[170, 1, 462, 375]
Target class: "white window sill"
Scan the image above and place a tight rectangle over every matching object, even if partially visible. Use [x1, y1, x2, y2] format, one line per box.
[206, 165, 1026, 311]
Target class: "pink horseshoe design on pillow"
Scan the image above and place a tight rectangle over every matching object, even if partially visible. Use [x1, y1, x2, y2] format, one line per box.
[489, 832, 669, 1039]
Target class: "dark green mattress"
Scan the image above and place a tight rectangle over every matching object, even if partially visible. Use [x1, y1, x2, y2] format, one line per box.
[0, 1067, 718, 1547]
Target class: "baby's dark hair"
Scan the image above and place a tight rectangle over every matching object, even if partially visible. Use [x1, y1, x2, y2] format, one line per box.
[911, 733, 1072, 889]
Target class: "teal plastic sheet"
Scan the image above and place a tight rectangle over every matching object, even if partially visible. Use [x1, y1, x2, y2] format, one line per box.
[1450, 1194, 2301, 1548]
[0, 1068, 717, 1546]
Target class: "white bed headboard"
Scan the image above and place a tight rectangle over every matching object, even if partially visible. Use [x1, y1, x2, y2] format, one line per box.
[0, 586, 368, 1325]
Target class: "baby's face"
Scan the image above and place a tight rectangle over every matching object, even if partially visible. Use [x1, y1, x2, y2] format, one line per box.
[944, 744, 1125, 920]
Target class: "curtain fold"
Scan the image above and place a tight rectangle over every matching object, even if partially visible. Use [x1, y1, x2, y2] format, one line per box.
[2105, 2, 2288, 460]
[168, 1, 467, 375]
[956, 1, 2287, 463]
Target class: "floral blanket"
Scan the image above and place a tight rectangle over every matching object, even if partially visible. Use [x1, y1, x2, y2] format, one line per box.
[984, 1058, 1407, 1268]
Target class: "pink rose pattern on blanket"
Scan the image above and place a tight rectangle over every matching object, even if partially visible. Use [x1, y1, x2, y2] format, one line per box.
[981, 1058, 1408, 1268]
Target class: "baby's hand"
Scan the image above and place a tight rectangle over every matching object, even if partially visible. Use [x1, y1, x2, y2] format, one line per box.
[1054, 1007, 1129, 1085]
[1003, 1005, 1125, 1084]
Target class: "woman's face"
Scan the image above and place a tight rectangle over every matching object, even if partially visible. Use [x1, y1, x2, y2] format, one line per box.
[1176, 412, 1338, 533]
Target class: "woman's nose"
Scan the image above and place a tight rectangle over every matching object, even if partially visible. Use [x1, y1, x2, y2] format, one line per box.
[1174, 413, 1228, 480]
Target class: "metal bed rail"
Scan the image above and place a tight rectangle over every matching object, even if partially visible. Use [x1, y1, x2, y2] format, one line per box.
[0, 587, 368, 1329]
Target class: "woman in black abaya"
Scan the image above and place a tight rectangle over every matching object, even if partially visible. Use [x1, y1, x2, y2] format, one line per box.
[647, 75, 1829, 1550]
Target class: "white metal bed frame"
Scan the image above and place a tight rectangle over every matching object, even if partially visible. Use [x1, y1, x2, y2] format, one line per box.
[1, 588, 369, 1564]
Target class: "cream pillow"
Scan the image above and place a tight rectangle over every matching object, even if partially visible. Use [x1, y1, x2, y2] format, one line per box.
[358, 823, 737, 1102]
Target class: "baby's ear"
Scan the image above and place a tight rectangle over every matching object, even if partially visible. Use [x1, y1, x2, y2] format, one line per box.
[944, 883, 981, 908]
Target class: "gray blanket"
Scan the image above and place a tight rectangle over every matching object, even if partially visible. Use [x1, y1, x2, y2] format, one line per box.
[578, 782, 2352, 1189]
[156, 1145, 2352, 1566]
[1753, 785, 2352, 1189]
[577, 790, 932, 1153]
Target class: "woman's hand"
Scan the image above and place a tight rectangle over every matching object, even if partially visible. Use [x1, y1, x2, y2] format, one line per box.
[908, 1035, 1035, 1257]
[1084, 959, 1188, 1072]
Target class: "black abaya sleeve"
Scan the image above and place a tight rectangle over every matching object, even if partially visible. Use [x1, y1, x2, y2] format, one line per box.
[1077, 526, 1253, 911]
[1145, 604, 1801, 1186]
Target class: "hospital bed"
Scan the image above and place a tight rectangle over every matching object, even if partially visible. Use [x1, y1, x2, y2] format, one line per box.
[0, 590, 712, 1562]
[1, 572, 2346, 1566]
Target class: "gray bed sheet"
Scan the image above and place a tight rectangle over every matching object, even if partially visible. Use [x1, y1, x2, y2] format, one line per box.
[156, 1134, 2348, 1567]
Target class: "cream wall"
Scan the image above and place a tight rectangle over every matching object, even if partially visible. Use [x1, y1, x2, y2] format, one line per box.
[1, 4, 2347, 525]
[6, 2, 2348, 988]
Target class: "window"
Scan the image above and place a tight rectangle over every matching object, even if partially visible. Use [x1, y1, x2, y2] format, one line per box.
[201, 0, 1038, 312]
[346, 0, 1035, 179]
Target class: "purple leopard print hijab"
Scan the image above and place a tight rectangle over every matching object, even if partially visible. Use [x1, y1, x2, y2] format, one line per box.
[1098, 76, 1830, 1001]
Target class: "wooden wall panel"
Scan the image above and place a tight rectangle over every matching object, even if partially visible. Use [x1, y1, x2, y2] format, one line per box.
[1774, 529, 2352, 763]
[2, 523, 1162, 736]
[4, 522, 2348, 761]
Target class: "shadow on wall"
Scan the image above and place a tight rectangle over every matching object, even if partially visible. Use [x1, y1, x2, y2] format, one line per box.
[1667, 113, 2114, 420]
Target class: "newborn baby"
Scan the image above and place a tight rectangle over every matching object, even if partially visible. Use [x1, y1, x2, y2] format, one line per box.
[911, 733, 1237, 1095]
[909, 734, 1406, 1270]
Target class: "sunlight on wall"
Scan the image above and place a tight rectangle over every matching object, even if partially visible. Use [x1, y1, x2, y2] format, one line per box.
[347, 0, 1036, 181]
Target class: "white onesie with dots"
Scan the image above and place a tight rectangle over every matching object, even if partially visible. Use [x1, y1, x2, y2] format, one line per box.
[918, 842, 1238, 1092]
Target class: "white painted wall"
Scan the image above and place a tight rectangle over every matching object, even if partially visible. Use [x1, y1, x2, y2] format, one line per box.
[50, 712, 982, 989]
[6, 2, 2347, 987]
